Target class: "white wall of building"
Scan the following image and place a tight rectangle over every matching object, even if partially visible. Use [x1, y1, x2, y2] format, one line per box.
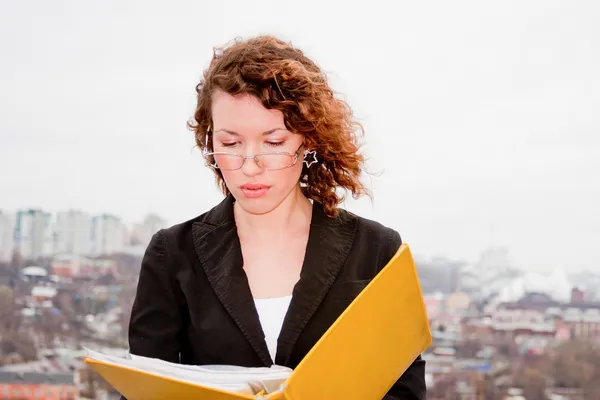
[15, 209, 53, 260]
[91, 214, 126, 256]
[0, 211, 15, 263]
[2, 210, 167, 259]
[131, 213, 167, 247]
[54, 210, 93, 255]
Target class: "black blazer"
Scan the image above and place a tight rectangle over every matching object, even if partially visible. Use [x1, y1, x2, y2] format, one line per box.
[127, 195, 426, 399]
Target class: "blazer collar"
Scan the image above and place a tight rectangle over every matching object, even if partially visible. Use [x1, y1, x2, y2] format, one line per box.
[191, 195, 357, 367]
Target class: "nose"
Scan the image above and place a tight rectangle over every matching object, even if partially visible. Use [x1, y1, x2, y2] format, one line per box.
[240, 155, 263, 177]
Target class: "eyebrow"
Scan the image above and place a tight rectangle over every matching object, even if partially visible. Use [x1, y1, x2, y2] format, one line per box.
[214, 128, 287, 136]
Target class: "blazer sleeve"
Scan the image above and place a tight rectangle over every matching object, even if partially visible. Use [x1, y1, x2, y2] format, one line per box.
[381, 229, 428, 400]
[127, 230, 183, 362]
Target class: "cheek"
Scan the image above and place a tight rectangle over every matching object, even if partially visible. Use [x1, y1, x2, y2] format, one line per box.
[273, 162, 303, 186]
[219, 170, 238, 185]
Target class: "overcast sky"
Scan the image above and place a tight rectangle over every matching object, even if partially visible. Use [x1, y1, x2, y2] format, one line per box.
[1, 0, 598, 271]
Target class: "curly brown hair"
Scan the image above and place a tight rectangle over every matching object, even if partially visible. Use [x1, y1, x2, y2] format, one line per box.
[187, 35, 370, 217]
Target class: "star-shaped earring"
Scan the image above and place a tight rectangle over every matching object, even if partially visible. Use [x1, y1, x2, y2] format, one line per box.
[303, 150, 318, 168]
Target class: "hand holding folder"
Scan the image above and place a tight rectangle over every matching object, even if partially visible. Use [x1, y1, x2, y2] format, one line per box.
[85, 243, 432, 400]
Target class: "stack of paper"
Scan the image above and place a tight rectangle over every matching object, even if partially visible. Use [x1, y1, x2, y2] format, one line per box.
[84, 348, 292, 395]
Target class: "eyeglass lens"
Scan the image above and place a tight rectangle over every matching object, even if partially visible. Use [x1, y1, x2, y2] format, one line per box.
[212, 153, 295, 170]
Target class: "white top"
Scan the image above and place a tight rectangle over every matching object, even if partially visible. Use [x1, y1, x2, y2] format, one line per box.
[254, 295, 293, 362]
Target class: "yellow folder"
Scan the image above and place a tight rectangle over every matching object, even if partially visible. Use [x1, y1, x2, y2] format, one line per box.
[85, 243, 432, 400]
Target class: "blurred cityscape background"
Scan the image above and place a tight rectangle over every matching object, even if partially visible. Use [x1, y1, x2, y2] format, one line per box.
[0, 208, 599, 399]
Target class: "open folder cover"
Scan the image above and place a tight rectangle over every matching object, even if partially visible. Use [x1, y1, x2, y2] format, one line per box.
[84, 243, 432, 400]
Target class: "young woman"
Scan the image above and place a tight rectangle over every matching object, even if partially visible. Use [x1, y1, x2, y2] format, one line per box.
[127, 35, 426, 399]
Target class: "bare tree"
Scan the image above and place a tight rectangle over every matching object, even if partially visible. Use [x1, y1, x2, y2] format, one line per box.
[544, 339, 600, 397]
[10, 250, 25, 271]
[54, 290, 75, 317]
[428, 373, 463, 399]
[42, 309, 68, 347]
[512, 367, 548, 400]
[0, 330, 37, 363]
[495, 336, 519, 359]
[457, 338, 483, 358]
[0, 285, 15, 331]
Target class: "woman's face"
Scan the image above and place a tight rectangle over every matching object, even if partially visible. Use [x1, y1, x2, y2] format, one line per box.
[210, 90, 305, 215]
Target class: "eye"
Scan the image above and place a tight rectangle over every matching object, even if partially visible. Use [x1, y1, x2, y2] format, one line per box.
[267, 141, 285, 147]
[220, 142, 237, 148]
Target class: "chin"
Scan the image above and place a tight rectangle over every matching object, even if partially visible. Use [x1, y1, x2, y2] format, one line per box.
[231, 193, 280, 216]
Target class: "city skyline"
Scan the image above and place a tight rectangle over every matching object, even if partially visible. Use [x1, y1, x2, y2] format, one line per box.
[0, 204, 595, 275]
[0, 208, 168, 262]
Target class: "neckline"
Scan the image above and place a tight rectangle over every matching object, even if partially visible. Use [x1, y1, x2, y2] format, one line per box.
[253, 295, 293, 302]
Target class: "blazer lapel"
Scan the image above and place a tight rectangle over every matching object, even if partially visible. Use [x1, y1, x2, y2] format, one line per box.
[191, 196, 273, 367]
[276, 204, 358, 366]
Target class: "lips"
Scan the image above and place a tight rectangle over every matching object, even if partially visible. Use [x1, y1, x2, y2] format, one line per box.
[239, 184, 270, 199]
[241, 184, 270, 190]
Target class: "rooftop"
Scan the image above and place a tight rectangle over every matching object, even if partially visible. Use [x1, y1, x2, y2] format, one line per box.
[0, 371, 74, 385]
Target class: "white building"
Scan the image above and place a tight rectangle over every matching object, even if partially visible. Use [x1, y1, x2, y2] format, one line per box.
[31, 285, 58, 300]
[490, 308, 556, 334]
[14, 209, 53, 260]
[131, 213, 167, 247]
[54, 210, 93, 255]
[0, 211, 15, 263]
[91, 214, 126, 256]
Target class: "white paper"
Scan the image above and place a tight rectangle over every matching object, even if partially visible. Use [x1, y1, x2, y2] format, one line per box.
[84, 347, 292, 395]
